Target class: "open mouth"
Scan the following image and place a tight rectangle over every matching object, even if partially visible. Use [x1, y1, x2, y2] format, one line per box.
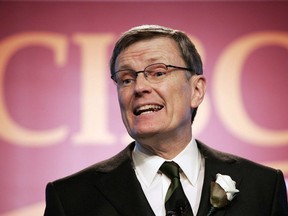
[134, 104, 163, 116]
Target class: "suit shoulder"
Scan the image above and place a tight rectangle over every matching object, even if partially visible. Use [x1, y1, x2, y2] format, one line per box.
[197, 140, 281, 176]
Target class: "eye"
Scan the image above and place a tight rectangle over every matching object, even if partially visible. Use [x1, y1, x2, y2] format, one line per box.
[149, 68, 167, 78]
[154, 71, 167, 77]
[117, 70, 136, 87]
[146, 64, 168, 79]
[121, 79, 134, 86]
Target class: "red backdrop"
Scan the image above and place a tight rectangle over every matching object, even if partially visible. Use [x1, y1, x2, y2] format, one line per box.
[0, 2, 287, 215]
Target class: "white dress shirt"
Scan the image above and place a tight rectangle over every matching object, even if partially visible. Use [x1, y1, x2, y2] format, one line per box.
[132, 138, 205, 216]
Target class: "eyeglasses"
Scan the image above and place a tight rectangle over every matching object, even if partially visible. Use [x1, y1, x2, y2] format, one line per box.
[111, 63, 193, 88]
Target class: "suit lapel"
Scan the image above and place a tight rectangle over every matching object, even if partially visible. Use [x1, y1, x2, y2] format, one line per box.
[196, 141, 243, 216]
[90, 141, 243, 216]
[92, 143, 155, 216]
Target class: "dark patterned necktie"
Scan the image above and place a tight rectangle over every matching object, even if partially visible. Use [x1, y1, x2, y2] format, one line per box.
[160, 161, 193, 216]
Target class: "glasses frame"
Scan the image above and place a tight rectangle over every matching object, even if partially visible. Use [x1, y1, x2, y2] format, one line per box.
[111, 63, 194, 87]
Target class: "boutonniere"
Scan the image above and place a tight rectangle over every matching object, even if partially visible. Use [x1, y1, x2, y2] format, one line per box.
[207, 173, 239, 216]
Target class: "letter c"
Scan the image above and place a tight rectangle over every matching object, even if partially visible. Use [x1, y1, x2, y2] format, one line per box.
[214, 31, 288, 146]
[0, 32, 68, 146]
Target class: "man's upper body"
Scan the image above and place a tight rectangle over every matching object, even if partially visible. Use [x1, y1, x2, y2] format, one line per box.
[45, 25, 288, 215]
[132, 138, 205, 215]
[44, 140, 288, 216]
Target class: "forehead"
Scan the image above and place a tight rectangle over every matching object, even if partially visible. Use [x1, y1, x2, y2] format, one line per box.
[115, 37, 182, 69]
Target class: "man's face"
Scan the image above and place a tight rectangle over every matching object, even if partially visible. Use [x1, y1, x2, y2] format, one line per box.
[115, 37, 204, 142]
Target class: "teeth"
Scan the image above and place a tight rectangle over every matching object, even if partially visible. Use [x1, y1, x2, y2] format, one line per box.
[135, 105, 163, 115]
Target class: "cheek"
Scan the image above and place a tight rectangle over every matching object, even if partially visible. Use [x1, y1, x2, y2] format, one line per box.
[171, 85, 192, 114]
[160, 79, 191, 108]
[117, 93, 132, 130]
[118, 91, 133, 117]
[118, 90, 128, 107]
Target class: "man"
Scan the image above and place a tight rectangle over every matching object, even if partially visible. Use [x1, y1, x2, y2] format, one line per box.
[44, 25, 288, 216]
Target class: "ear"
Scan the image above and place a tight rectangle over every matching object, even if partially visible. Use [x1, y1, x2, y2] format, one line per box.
[190, 75, 206, 108]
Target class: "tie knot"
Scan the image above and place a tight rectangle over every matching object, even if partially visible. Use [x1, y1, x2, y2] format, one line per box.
[160, 161, 180, 180]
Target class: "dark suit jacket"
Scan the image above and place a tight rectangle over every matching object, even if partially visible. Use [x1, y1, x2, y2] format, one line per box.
[44, 140, 288, 216]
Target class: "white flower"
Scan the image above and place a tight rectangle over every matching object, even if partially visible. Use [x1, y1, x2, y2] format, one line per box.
[215, 173, 239, 201]
[208, 174, 240, 215]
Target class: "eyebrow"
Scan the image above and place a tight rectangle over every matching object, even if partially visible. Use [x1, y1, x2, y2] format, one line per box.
[116, 57, 164, 71]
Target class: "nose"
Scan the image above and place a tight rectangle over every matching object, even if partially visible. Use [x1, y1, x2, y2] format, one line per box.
[133, 72, 152, 96]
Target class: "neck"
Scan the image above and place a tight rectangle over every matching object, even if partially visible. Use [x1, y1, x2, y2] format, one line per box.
[135, 131, 192, 160]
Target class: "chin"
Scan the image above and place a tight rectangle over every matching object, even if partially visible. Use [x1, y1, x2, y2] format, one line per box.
[132, 129, 163, 141]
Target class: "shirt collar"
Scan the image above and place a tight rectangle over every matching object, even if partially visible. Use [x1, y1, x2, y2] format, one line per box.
[132, 138, 201, 187]
[173, 138, 201, 186]
[132, 142, 165, 187]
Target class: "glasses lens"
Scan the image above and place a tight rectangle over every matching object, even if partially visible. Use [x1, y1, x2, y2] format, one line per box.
[115, 70, 136, 86]
[145, 63, 168, 83]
